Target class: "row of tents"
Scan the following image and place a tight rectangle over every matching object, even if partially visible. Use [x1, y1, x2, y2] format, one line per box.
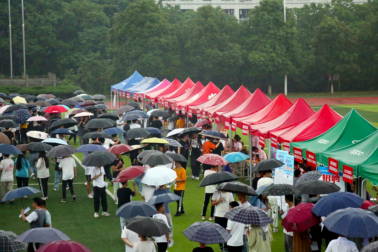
[110, 71, 378, 185]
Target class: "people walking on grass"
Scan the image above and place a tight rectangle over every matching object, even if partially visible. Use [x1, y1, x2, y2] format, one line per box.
[59, 155, 77, 202]
[84, 164, 94, 198]
[15, 152, 30, 189]
[248, 224, 273, 252]
[154, 185, 174, 237]
[174, 161, 186, 217]
[118, 181, 137, 229]
[178, 133, 190, 169]
[112, 154, 125, 204]
[190, 133, 202, 180]
[202, 166, 217, 221]
[52, 157, 62, 191]
[41, 199, 52, 227]
[133, 235, 156, 252]
[0, 154, 14, 204]
[226, 201, 246, 252]
[91, 166, 110, 218]
[153, 203, 172, 252]
[236, 192, 251, 252]
[36, 151, 50, 200]
[122, 225, 140, 252]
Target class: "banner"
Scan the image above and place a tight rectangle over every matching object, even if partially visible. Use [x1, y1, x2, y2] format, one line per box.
[317, 166, 345, 192]
[271, 136, 278, 149]
[126, 92, 130, 99]
[175, 106, 179, 115]
[188, 108, 193, 118]
[259, 135, 265, 148]
[123, 91, 125, 98]
[231, 121, 237, 132]
[242, 124, 249, 136]
[292, 147, 303, 163]
[182, 106, 186, 114]
[328, 157, 339, 176]
[225, 120, 230, 130]
[214, 115, 220, 124]
[151, 100, 155, 106]
[274, 150, 294, 212]
[342, 165, 354, 184]
[306, 151, 317, 169]
[164, 101, 169, 108]
[282, 141, 290, 152]
[119, 91, 122, 98]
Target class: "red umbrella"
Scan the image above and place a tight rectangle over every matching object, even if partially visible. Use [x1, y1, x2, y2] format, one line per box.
[197, 154, 228, 166]
[361, 200, 375, 210]
[194, 119, 210, 127]
[107, 144, 134, 155]
[80, 101, 97, 107]
[282, 203, 320, 232]
[44, 106, 67, 114]
[113, 166, 146, 182]
[37, 241, 90, 252]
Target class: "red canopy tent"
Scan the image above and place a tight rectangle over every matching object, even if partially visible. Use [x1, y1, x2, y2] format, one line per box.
[218, 88, 271, 130]
[160, 78, 195, 108]
[234, 94, 293, 135]
[176, 82, 220, 118]
[189, 85, 235, 116]
[204, 86, 252, 124]
[275, 104, 343, 151]
[167, 81, 205, 114]
[145, 78, 182, 104]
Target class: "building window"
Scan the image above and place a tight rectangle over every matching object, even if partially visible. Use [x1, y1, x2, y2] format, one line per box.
[239, 9, 250, 20]
[224, 9, 234, 16]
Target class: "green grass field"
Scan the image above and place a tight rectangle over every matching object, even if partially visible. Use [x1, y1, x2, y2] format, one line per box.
[1, 103, 378, 252]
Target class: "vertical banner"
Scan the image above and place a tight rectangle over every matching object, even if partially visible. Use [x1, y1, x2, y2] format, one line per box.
[225, 119, 230, 130]
[271, 136, 278, 149]
[188, 108, 193, 118]
[215, 115, 220, 125]
[328, 157, 339, 176]
[123, 91, 125, 98]
[126, 92, 130, 99]
[318, 166, 345, 192]
[182, 106, 186, 114]
[342, 165, 354, 184]
[175, 106, 179, 115]
[292, 147, 303, 163]
[242, 124, 249, 136]
[119, 91, 122, 98]
[274, 150, 293, 212]
[231, 121, 237, 132]
[306, 151, 317, 169]
[282, 141, 290, 152]
[259, 136, 265, 149]
[113, 88, 116, 95]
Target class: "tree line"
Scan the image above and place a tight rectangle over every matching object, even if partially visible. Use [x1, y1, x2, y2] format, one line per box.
[0, 0, 377, 94]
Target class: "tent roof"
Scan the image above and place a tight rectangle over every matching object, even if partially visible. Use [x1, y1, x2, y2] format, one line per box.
[126, 77, 160, 95]
[250, 98, 315, 138]
[290, 109, 377, 161]
[359, 162, 378, 185]
[160, 78, 195, 101]
[167, 81, 205, 106]
[111, 71, 143, 91]
[277, 104, 343, 143]
[176, 82, 220, 109]
[145, 78, 182, 100]
[189, 85, 235, 113]
[234, 94, 293, 129]
[219, 88, 271, 122]
[204, 86, 252, 116]
[137, 79, 170, 95]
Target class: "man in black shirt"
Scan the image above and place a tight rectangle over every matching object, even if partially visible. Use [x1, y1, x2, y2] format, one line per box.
[178, 134, 190, 169]
[212, 139, 224, 156]
[111, 154, 124, 204]
[150, 116, 163, 129]
[117, 180, 136, 229]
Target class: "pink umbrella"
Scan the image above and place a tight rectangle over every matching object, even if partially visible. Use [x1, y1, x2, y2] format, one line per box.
[0, 105, 11, 114]
[113, 166, 146, 182]
[107, 144, 134, 155]
[194, 119, 210, 127]
[37, 241, 90, 252]
[197, 154, 228, 166]
[27, 116, 47, 122]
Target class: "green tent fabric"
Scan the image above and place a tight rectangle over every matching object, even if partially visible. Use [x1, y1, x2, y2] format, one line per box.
[290, 109, 377, 161]
[320, 130, 378, 177]
[358, 162, 378, 185]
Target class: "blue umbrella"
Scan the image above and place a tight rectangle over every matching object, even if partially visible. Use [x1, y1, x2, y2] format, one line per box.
[122, 113, 142, 122]
[77, 144, 107, 153]
[124, 110, 149, 119]
[323, 208, 378, 238]
[0, 144, 22, 155]
[183, 222, 231, 244]
[148, 193, 181, 205]
[52, 128, 75, 135]
[103, 127, 125, 136]
[248, 183, 273, 205]
[1, 187, 40, 202]
[16, 228, 70, 243]
[13, 109, 31, 124]
[42, 138, 68, 146]
[145, 127, 162, 135]
[312, 192, 364, 217]
[200, 130, 227, 139]
[116, 201, 157, 219]
[58, 104, 70, 110]
[224, 152, 249, 163]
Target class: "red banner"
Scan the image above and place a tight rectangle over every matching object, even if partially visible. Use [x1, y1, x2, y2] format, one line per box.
[225, 120, 229, 130]
[118, 91, 121, 98]
[151, 100, 155, 106]
[322, 173, 340, 184]
[126, 92, 130, 99]
[242, 124, 249, 136]
[293, 147, 303, 163]
[197, 109, 202, 114]
[306, 151, 317, 168]
[231, 121, 237, 132]
[164, 101, 168, 108]
[172, 103, 175, 110]
[271, 136, 278, 149]
[214, 115, 220, 124]
[188, 108, 193, 118]
[259, 135, 265, 148]
[182, 106, 186, 114]
[343, 165, 354, 184]
[175, 106, 179, 115]
[328, 157, 339, 175]
[282, 141, 290, 152]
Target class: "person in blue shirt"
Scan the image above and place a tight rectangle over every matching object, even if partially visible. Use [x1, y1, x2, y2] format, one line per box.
[15, 152, 30, 188]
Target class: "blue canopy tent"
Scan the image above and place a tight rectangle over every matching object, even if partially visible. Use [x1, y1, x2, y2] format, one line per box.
[126, 77, 160, 96]
[110, 71, 143, 92]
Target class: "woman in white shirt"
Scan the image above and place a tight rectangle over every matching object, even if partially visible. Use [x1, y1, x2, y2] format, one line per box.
[153, 203, 171, 252]
[36, 152, 50, 200]
[202, 166, 217, 221]
[226, 201, 245, 252]
[121, 226, 140, 252]
[133, 236, 156, 252]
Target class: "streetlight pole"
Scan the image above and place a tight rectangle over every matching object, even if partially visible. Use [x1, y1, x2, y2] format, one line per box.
[8, 0, 13, 78]
[283, 0, 288, 96]
[21, 0, 26, 78]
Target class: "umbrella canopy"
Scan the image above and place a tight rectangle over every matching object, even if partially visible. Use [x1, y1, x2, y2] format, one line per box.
[27, 116, 47, 122]
[44, 106, 67, 114]
[323, 208, 378, 238]
[50, 118, 77, 130]
[197, 154, 228, 166]
[0, 119, 18, 128]
[116, 201, 157, 218]
[82, 131, 110, 140]
[145, 127, 162, 135]
[368, 205, 378, 216]
[126, 216, 170, 237]
[0, 133, 11, 144]
[73, 90, 85, 95]
[103, 127, 125, 136]
[51, 128, 75, 135]
[295, 170, 321, 185]
[224, 152, 249, 163]
[46, 98, 59, 105]
[141, 165, 177, 186]
[46, 145, 76, 158]
[35, 101, 51, 107]
[163, 138, 182, 147]
[73, 112, 93, 118]
[115, 105, 135, 115]
[37, 240, 91, 252]
[362, 200, 375, 210]
[125, 128, 150, 139]
[94, 104, 108, 110]
[70, 96, 85, 103]
[296, 180, 340, 195]
[0, 105, 11, 114]
[225, 205, 273, 225]
[12, 96, 27, 104]
[98, 113, 118, 121]
[4, 104, 27, 113]
[26, 131, 49, 140]
[312, 192, 364, 217]
[166, 128, 185, 138]
[217, 182, 256, 195]
[82, 151, 116, 166]
[1, 187, 40, 202]
[137, 150, 159, 161]
[0, 144, 22, 155]
[199, 171, 238, 187]
[80, 101, 97, 107]
[165, 152, 187, 162]
[200, 130, 227, 139]
[16, 144, 28, 152]
[248, 183, 274, 205]
[121, 113, 142, 121]
[42, 138, 68, 146]
[148, 193, 182, 205]
[16, 228, 70, 243]
[252, 159, 284, 172]
[0, 230, 27, 252]
[150, 110, 169, 119]
[113, 166, 146, 182]
[126, 101, 140, 109]
[262, 184, 299, 196]
[68, 108, 87, 115]
[179, 127, 202, 136]
[85, 118, 115, 129]
[140, 152, 173, 165]
[13, 109, 31, 124]
[27, 142, 52, 152]
[194, 119, 210, 127]
[282, 203, 320, 232]
[77, 94, 93, 100]
[93, 94, 106, 100]
[361, 241, 378, 252]
[61, 99, 78, 107]
[183, 222, 231, 244]
[0, 115, 18, 122]
[76, 144, 107, 153]
[107, 144, 133, 155]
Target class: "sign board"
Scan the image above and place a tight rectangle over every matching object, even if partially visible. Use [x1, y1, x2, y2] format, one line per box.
[328, 157, 339, 176]
[225, 120, 230, 130]
[126, 92, 130, 99]
[231, 121, 237, 132]
[282, 141, 290, 152]
[188, 108, 193, 118]
[271, 136, 278, 149]
[242, 124, 249, 136]
[306, 151, 317, 169]
[292, 147, 303, 163]
[342, 165, 354, 184]
[317, 166, 345, 192]
[214, 115, 220, 124]
[274, 150, 294, 212]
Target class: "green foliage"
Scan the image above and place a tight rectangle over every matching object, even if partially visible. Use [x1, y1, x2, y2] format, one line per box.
[0, 83, 78, 98]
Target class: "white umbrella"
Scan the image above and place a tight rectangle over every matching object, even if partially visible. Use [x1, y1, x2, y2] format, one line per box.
[0, 105, 11, 115]
[26, 131, 49, 140]
[74, 112, 94, 118]
[27, 116, 47, 122]
[166, 128, 185, 138]
[141, 165, 177, 186]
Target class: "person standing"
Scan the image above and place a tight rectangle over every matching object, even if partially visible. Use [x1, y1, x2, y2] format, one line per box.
[174, 161, 186, 217]
[153, 203, 171, 252]
[202, 138, 216, 173]
[133, 235, 156, 252]
[178, 134, 190, 169]
[15, 152, 30, 189]
[226, 201, 245, 252]
[252, 147, 267, 161]
[91, 166, 110, 218]
[112, 154, 125, 204]
[41, 200, 52, 228]
[280, 195, 294, 252]
[118, 181, 136, 229]
[176, 116, 185, 128]
[248, 225, 273, 252]
[59, 155, 77, 202]
[52, 157, 62, 192]
[325, 236, 358, 252]
[190, 133, 202, 180]
[36, 152, 50, 200]
[237, 192, 251, 252]
[293, 230, 312, 252]
[28, 150, 38, 179]
[0, 154, 14, 204]
[84, 164, 94, 198]
[121, 225, 140, 252]
[150, 116, 163, 129]
[154, 185, 174, 237]
[202, 166, 217, 221]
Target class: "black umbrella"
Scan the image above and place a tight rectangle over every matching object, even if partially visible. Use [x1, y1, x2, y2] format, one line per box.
[46, 145, 77, 158]
[82, 131, 110, 140]
[0, 119, 18, 128]
[94, 104, 107, 110]
[125, 128, 150, 139]
[252, 159, 285, 172]
[262, 184, 299, 196]
[61, 99, 78, 107]
[296, 180, 340, 195]
[306, 196, 323, 204]
[0, 115, 18, 122]
[85, 119, 115, 129]
[46, 98, 59, 105]
[137, 150, 159, 161]
[82, 151, 116, 166]
[96, 101, 105, 104]
[25, 104, 36, 109]
[115, 105, 135, 115]
[93, 94, 106, 100]
[4, 104, 27, 113]
[27, 142, 52, 152]
[9, 93, 20, 98]
[140, 152, 173, 165]
[70, 96, 85, 102]
[50, 118, 77, 130]
[200, 130, 227, 139]
[36, 97, 48, 101]
[165, 152, 187, 162]
[98, 113, 118, 121]
[179, 127, 202, 136]
[126, 216, 170, 237]
[199, 172, 238, 187]
[150, 110, 169, 119]
[73, 90, 85, 95]
[116, 201, 157, 219]
[217, 181, 256, 195]
[126, 102, 140, 109]
[0, 93, 8, 98]
[84, 105, 98, 111]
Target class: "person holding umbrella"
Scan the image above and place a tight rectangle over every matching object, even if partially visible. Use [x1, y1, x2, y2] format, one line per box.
[36, 152, 50, 200]
[111, 154, 125, 204]
[174, 161, 186, 217]
[58, 155, 77, 202]
[226, 201, 246, 252]
[189, 132, 202, 180]
[91, 165, 110, 218]
[153, 203, 172, 252]
[202, 165, 217, 221]
[0, 154, 15, 204]
[118, 180, 137, 229]
[15, 152, 30, 189]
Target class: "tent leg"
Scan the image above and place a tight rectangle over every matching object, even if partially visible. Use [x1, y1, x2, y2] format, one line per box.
[229, 127, 232, 152]
[268, 138, 271, 159]
[249, 133, 253, 187]
[110, 91, 112, 111]
[186, 112, 188, 128]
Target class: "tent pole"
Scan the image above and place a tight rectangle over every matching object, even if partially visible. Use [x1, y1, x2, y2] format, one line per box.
[268, 138, 271, 159]
[110, 90, 112, 111]
[229, 127, 232, 152]
[249, 132, 253, 187]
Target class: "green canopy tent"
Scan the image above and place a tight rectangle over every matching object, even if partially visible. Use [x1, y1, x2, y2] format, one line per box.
[290, 109, 377, 163]
[359, 162, 378, 185]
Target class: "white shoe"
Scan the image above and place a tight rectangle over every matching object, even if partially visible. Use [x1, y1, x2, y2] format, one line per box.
[84, 182, 87, 186]
[88, 194, 93, 199]
[30, 173, 35, 178]
[195, 177, 200, 180]
[191, 175, 194, 179]
[41, 197, 46, 200]
[102, 212, 110, 217]
[94, 212, 99, 218]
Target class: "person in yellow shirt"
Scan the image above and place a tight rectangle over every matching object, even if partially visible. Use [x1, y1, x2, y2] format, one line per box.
[174, 161, 186, 217]
[176, 116, 185, 128]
